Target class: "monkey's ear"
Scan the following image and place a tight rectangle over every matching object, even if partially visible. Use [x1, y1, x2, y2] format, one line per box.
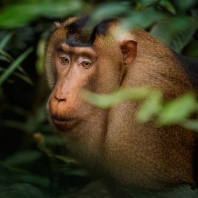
[53, 22, 61, 30]
[120, 40, 137, 65]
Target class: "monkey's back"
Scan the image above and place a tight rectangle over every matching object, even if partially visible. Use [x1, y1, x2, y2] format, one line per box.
[104, 28, 198, 193]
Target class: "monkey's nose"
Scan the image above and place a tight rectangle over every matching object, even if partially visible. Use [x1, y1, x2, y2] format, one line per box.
[54, 95, 66, 103]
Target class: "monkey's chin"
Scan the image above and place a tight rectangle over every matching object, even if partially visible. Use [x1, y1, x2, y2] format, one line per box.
[50, 115, 80, 132]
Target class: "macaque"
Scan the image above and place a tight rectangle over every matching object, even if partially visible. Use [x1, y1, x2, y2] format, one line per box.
[45, 15, 198, 197]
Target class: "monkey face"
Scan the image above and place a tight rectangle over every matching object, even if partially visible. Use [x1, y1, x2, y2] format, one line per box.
[47, 43, 99, 132]
[45, 16, 136, 135]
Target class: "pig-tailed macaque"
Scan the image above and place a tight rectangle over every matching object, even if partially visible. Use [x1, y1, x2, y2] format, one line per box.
[45, 15, 198, 197]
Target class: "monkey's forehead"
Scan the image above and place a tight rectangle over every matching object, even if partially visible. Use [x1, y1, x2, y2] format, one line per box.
[58, 15, 120, 47]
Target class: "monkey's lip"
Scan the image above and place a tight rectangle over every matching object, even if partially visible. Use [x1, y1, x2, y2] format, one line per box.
[50, 115, 79, 131]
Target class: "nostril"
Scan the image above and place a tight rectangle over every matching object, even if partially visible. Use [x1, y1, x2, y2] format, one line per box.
[54, 95, 66, 102]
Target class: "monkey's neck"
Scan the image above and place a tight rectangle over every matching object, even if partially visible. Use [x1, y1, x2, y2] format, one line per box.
[64, 109, 108, 170]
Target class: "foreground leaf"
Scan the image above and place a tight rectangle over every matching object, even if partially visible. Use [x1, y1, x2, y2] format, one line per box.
[157, 93, 197, 126]
[136, 91, 162, 122]
[82, 87, 150, 108]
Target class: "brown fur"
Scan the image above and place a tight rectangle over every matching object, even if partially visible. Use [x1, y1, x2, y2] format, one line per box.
[45, 16, 198, 197]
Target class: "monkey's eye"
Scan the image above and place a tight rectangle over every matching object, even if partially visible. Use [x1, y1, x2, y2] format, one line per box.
[59, 56, 70, 65]
[82, 61, 91, 69]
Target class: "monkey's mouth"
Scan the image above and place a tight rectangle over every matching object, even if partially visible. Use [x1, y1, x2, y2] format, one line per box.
[50, 115, 79, 131]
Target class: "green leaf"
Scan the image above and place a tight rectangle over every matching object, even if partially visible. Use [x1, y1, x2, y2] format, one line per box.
[157, 93, 197, 126]
[40, 1, 83, 18]
[0, 47, 33, 86]
[0, 5, 39, 28]
[0, 2, 82, 28]
[0, 32, 14, 50]
[159, 0, 176, 15]
[182, 120, 198, 132]
[91, 2, 130, 22]
[82, 87, 150, 108]
[138, 0, 157, 8]
[0, 49, 13, 62]
[0, 161, 49, 188]
[173, 0, 197, 11]
[0, 183, 47, 198]
[150, 17, 198, 52]
[4, 151, 42, 166]
[136, 91, 162, 122]
[0, 55, 11, 62]
[121, 7, 168, 29]
[12, 72, 34, 85]
[0, 120, 27, 131]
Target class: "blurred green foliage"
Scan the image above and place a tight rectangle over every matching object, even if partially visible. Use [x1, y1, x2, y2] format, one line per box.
[0, 0, 198, 197]
[84, 89, 198, 130]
